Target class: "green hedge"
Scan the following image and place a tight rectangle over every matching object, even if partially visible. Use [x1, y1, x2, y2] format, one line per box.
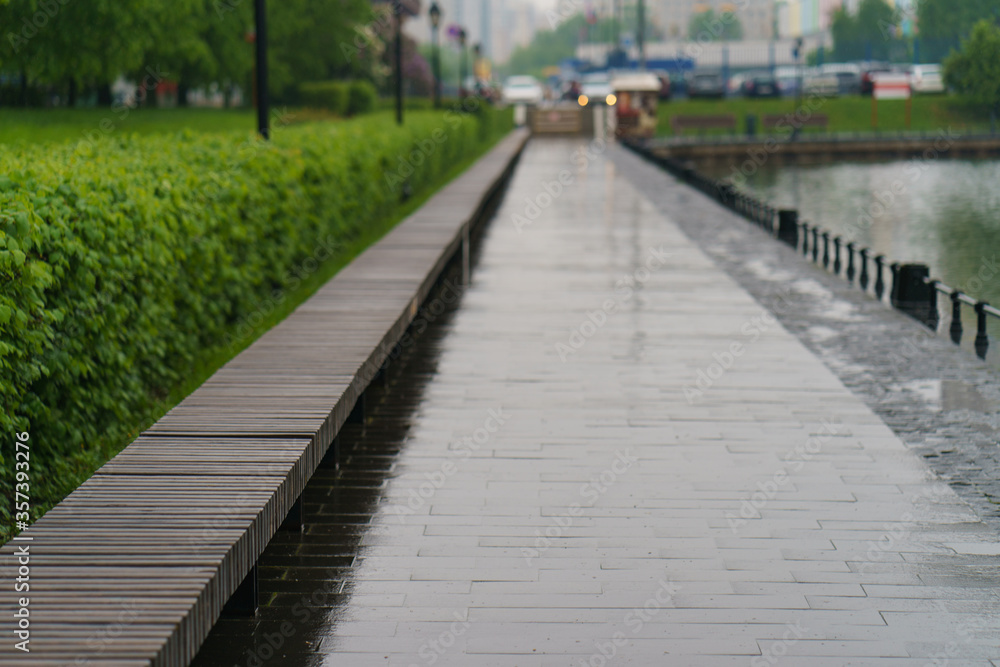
[0, 107, 513, 535]
[348, 81, 377, 116]
[298, 80, 378, 116]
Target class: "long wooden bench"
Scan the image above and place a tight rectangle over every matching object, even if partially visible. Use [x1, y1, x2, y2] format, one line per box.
[0, 128, 530, 666]
[761, 112, 829, 132]
[670, 114, 736, 135]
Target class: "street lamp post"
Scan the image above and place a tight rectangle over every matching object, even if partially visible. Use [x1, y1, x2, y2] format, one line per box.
[430, 2, 442, 108]
[458, 28, 467, 98]
[395, 1, 403, 125]
[254, 0, 269, 139]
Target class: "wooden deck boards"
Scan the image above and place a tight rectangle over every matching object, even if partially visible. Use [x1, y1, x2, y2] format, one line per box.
[0, 129, 529, 666]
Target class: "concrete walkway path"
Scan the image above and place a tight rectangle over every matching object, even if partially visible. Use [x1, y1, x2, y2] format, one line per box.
[194, 138, 1000, 666]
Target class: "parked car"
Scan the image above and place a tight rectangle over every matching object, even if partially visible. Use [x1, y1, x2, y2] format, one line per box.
[687, 71, 725, 98]
[909, 64, 945, 93]
[501, 75, 544, 105]
[858, 62, 893, 95]
[727, 72, 748, 97]
[820, 63, 862, 95]
[774, 66, 802, 97]
[743, 71, 781, 98]
[803, 67, 839, 96]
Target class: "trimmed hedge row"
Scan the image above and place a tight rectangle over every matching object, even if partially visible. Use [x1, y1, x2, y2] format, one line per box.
[0, 107, 512, 529]
[298, 80, 378, 116]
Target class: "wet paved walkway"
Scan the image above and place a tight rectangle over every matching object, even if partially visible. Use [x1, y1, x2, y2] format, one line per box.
[194, 138, 1000, 666]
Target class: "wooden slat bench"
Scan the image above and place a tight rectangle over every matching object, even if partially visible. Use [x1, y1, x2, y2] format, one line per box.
[670, 114, 736, 135]
[0, 127, 530, 666]
[761, 113, 829, 132]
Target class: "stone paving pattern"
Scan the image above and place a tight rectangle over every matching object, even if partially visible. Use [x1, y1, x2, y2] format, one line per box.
[612, 144, 1000, 536]
[194, 138, 1000, 666]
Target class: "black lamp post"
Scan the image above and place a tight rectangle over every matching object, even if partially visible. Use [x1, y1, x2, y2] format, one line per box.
[395, 1, 403, 125]
[458, 28, 468, 98]
[429, 2, 442, 108]
[254, 0, 269, 139]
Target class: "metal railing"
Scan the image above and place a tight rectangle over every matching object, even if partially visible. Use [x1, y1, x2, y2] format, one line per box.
[625, 140, 999, 360]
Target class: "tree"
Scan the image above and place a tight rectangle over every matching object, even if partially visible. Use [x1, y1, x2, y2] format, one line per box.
[688, 9, 743, 41]
[944, 19, 1000, 114]
[917, 0, 1000, 62]
[830, 0, 898, 62]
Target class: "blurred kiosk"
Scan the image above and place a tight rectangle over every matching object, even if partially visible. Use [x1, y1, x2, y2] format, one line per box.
[611, 72, 661, 139]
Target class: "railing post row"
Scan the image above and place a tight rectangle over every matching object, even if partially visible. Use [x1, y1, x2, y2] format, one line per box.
[950, 291, 963, 345]
[874, 255, 885, 300]
[974, 301, 990, 359]
[859, 248, 869, 290]
[846, 242, 855, 283]
[822, 232, 830, 269]
[833, 237, 842, 275]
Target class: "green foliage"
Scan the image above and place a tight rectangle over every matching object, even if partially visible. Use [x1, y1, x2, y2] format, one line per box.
[688, 9, 743, 42]
[0, 0, 382, 105]
[917, 0, 1000, 62]
[299, 81, 351, 115]
[0, 108, 513, 541]
[831, 0, 900, 62]
[944, 20, 1000, 113]
[348, 80, 378, 116]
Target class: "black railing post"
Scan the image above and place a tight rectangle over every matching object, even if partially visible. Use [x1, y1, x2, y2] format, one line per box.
[974, 302, 990, 359]
[890, 263, 933, 327]
[949, 291, 963, 344]
[802, 223, 810, 256]
[833, 237, 842, 274]
[822, 232, 830, 269]
[777, 209, 799, 246]
[846, 242, 855, 282]
[859, 248, 869, 289]
[926, 280, 939, 330]
[812, 228, 819, 263]
[874, 255, 885, 299]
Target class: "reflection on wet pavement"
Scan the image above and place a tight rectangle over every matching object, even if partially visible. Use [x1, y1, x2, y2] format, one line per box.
[193, 139, 1000, 666]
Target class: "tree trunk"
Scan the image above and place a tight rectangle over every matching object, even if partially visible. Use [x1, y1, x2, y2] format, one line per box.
[178, 82, 189, 107]
[19, 70, 28, 107]
[97, 82, 112, 106]
[67, 79, 77, 107]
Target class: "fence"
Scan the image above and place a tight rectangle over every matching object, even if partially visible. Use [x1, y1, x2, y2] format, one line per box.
[625, 140, 999, 360]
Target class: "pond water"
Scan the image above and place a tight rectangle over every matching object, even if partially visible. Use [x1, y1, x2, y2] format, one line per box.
[704, 158, 1000, 359]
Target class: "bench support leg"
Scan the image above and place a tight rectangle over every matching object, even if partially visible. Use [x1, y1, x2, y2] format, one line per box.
[462, 223, 471, 287]
[279, 496, 303, 533]
[221, 565, 258, 618]
[320, 436, 339, 470]
[348, 393, 365, 425]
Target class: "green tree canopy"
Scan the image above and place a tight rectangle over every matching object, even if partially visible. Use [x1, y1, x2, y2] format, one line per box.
[917, 0, 1000, 62]
[944, 19, 1000, 113]
[831, 0, 899, 61]
[688, 9, 743, 42]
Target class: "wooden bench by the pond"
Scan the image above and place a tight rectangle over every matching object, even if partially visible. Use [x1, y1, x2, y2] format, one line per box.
[761, 112, 829, 133]
[0, 128, 529, 667]
[670, 114, 737, 135]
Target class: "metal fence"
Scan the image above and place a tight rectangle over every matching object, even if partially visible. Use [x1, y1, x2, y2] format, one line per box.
[625, 140, 1000, 360]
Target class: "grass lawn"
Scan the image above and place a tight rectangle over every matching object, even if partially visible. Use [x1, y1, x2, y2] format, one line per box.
[0, 106, 357, 145]
[657, 95, 991, 136]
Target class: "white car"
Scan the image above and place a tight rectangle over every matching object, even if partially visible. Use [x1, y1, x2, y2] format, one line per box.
[501, 76, 544, 105]
[909, 64, 945, 94]
[803, 67, 839, 97]
[580, 72, 614, 106]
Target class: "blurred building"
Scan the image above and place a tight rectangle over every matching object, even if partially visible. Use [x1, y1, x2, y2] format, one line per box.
[651, 0, 776, 41]
[405, 0, 542, 65]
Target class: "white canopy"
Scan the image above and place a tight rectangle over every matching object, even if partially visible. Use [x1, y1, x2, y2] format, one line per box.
[611, 72, 661, 93]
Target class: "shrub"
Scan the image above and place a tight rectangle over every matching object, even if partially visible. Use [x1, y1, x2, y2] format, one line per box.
[348, 81, 378, 116]
[0, 107, 513, 535]
[298, 81, 350, 115]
